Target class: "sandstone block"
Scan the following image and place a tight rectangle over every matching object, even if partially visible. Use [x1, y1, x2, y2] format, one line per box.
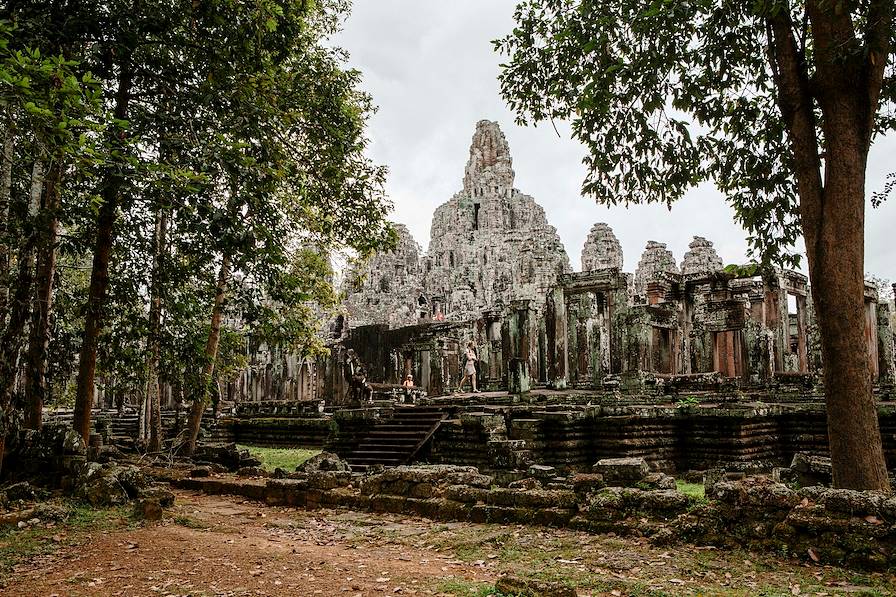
[593, 457, 649, 485]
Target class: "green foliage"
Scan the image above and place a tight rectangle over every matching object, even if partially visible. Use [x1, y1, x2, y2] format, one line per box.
[1, 0, 395, 417]
[723, 263, 761, 278]
[494, 0, 895, 267]
[675, 395, 700, 408]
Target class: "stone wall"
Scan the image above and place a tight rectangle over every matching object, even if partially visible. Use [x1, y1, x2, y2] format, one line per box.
[169, 465, 896, 570]
[425, 403, 896, 474]
[343, 224, 425, 328]
[208, 119, 896, 406]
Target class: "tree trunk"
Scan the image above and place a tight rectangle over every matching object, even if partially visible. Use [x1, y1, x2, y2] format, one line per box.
[184, 254, 231, 455]
[0, 127, 13, 319]
[0, 161, 43, 472]
[146, 208, 167, 453]
[72, 65, 132, 443]
[801, 112, 889, 490]
[766, 2, 892, 490]
[23, 158, 63, 430]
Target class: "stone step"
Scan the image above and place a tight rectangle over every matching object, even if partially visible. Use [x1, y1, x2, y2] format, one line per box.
[341, 407, 448, 469]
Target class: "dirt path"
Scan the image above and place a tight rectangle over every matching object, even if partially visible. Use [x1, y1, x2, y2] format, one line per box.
[2, 490, 493, 597]
[2, 489, 895, 596]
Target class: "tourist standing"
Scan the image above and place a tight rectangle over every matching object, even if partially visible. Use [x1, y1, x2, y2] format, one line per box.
[457, 341, 481, 393]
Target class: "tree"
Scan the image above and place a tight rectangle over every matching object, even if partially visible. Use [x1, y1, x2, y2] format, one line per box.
[496, 0, 894, 489]
[0, 19, 103, 460]
[179, 0, 392, 452]
[0, 0, 392, 462]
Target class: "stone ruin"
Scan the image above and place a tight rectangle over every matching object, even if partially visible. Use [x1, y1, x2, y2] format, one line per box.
[581, 222, 623, 272]
[343, 223, 425, 328]
[126, 120, 890, 493]
[8, 120, 895, 587]
[344, 120, 570, 326]
[161, 120, 896, 415]
[330, 121, 894, 399]
[33, 119, 896, 522]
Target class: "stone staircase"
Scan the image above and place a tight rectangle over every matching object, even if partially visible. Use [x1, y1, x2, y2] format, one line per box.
[345, 405, 447, 471]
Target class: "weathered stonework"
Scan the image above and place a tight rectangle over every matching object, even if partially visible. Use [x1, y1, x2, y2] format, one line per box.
[169, 465, 896, 570]
[343, 224, 424, 328]
[680, 236, 724, 277]
[196, 121, 896, 475]
[344, 120, 570, 326]
[581, 223, 623, 272]
[633, 241, 679, 300]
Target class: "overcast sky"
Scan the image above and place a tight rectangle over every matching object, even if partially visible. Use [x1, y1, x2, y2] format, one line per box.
[333, 1, 896, 284]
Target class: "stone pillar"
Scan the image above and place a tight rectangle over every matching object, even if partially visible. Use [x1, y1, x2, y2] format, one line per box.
[877, 302, 895, 387]
[508, 358, 531, 395]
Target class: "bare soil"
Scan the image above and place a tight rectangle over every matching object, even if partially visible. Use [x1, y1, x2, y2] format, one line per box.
[2, 489, 895, 596]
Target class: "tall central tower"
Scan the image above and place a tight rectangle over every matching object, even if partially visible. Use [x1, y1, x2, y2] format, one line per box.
[424, 120, 570, 320]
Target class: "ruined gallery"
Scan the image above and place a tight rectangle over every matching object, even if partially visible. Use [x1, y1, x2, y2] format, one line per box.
[194, 120, 896, 476]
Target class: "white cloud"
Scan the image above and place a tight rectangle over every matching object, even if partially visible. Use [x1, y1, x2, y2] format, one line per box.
[334, 0, 896, 283]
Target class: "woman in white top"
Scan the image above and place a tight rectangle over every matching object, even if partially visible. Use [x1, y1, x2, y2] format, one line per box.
[457, 341, 481, 393]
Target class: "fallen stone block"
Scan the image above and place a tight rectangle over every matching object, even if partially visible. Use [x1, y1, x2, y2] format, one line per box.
[508, 477, 542, 491]
[571, 473, 605, 496]
[236, 466, 270, 478]
[3, 482, 37, 502]
[528, 464, 556, 480]
[190, 466, 212, 478]
[593, 457, 649, 485]
[140, 486, 176, 507]
[133, 498, 164, 521]
[296, 451, 351, 473]
[790, 453, 832, 487]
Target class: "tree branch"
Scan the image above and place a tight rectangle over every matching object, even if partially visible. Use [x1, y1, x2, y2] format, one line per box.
[862, 0, 894, 143]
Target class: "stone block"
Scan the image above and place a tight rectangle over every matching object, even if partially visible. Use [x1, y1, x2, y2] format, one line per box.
[190, 466, 212, 478]
[790, 453, 832, 487]
[265, 478, 308, 506]
[508, 358, 531, 394]
[443, 485, 489, 504]
[236, 466, 270, 478]
[593, 457, 649, 485]
[133, 498, 163, 521]
[528, 464, 556, 480]
[508, 478, 542, 491]
[571, 473, 605, 496]
[297, 451, 351, 473]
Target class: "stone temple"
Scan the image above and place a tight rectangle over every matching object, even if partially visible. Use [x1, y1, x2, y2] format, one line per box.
[95, 120, 896, 479]
[333, 121, 895, 398]
[50, 121, 896, 576]
[344, 120, 570, 326]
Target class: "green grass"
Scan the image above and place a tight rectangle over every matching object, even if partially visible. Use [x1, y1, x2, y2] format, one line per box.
[237, 445, 320, 472]
[174, 515, 209, 529]
[436, 579, 502, 596]
[676, 479, 706, 500]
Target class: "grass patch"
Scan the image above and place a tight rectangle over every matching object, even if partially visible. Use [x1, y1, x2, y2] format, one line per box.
[436, 578, 501, 596]
[174, 515, 209, 529]
[675, 479, 706, 500]
[237, 445, 320, 472]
